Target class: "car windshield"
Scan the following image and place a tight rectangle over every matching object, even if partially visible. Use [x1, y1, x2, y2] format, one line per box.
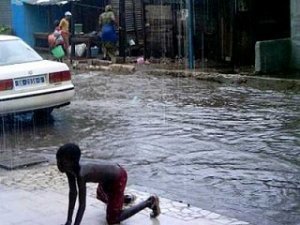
[0, 39, 43, 66]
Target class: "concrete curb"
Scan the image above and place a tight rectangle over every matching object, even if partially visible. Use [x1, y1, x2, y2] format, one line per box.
[70, 59, 300, 91]
[145, 69, 300, 91]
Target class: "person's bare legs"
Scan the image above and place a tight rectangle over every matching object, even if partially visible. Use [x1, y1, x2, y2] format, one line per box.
[118, 195, 160, 222]
[106, 43, 116, 63]
[123, 194, 136, 205]
[102, 43, 107, 59]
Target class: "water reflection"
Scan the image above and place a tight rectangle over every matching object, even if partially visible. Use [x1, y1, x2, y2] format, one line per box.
[0, 113, 55, 152]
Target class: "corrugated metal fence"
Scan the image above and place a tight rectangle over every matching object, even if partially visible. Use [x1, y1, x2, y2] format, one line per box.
[111, 0, 144, 42]
[0, 0, 12, 27]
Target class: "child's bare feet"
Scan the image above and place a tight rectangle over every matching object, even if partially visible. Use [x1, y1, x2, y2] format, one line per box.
[149, 195, 161, 218]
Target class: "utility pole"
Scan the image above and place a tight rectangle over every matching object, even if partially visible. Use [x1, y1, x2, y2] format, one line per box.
[119, 0, 126, 62]
[187, 0, 194, 69]
[141, 0, 148, 59]
[70, 1, 75, 63]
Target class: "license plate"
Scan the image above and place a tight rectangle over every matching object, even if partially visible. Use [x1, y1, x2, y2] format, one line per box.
[14, 75, 46, 89]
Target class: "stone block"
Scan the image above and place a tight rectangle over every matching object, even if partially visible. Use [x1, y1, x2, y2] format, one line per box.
[255, 38, 291, 74]
[109, 64, 136, 73]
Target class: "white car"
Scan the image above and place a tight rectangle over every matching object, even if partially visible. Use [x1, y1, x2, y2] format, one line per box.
[0, 35, 75, 117]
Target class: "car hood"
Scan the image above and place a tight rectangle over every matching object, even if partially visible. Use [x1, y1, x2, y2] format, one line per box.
[0, 60, 70, 79]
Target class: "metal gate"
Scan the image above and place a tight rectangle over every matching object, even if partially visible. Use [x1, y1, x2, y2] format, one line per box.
[111, 0, 144, 43]
[0, 0, 12, 27]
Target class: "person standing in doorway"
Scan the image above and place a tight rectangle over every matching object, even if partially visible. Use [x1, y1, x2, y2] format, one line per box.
[99, 5, 118, 63]
[59, 11, 72, 55]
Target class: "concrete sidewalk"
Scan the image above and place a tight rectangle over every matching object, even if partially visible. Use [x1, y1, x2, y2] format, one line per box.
[0, 164, 251, 225]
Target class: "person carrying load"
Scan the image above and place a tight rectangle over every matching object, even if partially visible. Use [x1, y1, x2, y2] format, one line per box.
[99, 5, 118, 63]
[48, 20, 65, 61]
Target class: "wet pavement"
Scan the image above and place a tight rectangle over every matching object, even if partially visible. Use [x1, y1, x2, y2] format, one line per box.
[0, 71, 299, 225]
[0, 164, 250, 225]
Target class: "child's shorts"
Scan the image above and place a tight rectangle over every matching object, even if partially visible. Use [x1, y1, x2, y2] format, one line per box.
[96, 165, 127, 224]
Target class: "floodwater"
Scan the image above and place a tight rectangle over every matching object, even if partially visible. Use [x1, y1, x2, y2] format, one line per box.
[1, 72, 300, 225]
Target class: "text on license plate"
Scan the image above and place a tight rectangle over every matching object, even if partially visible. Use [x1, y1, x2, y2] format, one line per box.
[14, 75, 46, 89]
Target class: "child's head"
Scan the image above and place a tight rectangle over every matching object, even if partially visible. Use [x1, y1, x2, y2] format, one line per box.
[56, 143, 81, 173]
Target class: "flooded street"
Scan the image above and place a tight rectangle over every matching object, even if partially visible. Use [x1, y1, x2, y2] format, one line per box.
[1, 72, 300, 225]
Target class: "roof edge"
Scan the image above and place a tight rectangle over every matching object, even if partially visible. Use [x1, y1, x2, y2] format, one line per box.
[21, 0, 73, 6]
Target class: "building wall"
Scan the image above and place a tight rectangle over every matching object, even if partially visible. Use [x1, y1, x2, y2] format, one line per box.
[0, 0, 12, 26]
[291, 0, 300, 70]
[11, 0, 67, 47]
[12, 0, 49, 46]
[146, 4, 173, 57]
